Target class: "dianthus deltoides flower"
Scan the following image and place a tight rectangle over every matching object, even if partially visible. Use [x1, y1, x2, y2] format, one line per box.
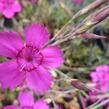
[4, 91, 49, 109]
[89, 65, 109, 102]
[0, 0, 21, 18]
[0, 24, 64, 94]
[90, 65, 109, 92]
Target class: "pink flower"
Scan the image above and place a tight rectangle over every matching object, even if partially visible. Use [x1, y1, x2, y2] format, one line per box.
[0, 0, 21, 18]
[4, 91, 49, 109]
[72, 0, 83, 5]
[90, 65, 109, 92]
[0, 24, 64, 94]
[89, 65, 109, 102]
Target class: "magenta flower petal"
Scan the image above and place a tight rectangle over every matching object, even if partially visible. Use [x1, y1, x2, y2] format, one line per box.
[25, 24, 49, 48]
[100, 84, 109, 92]
[0, 60, 25, 90]
[0, 32, 23, 58]
[4, 93, 49, 109]
[34, 100, 49, 109]
[12, 2, 22, 12]
[3, 9, 14, 18]
[96, 65, 109, 73]
[90, 72, 98, 83]
[3, 105, 21, 109]
[0, 0, 21, 18]
[18, 91, 34, 106]
[27, 66, 52, 94]
[42, 46, 64, 69]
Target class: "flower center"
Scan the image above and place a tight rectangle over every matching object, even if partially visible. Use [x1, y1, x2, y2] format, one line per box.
[17, 45, 43, 72]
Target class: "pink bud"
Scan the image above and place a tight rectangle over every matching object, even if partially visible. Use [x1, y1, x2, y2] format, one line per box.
[81, 32, 105, 39]
[93, 7, 109, 24]
[71, 79, 90, 91]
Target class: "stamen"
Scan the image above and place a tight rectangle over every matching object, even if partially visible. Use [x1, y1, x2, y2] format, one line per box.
[20, 63, 26, 71]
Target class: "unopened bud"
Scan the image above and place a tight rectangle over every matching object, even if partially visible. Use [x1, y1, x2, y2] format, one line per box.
[71, 79, 90, 91]
[81, 32, 106, 39]
[92, 7, 109, 24]
[73, 0, 108, 19]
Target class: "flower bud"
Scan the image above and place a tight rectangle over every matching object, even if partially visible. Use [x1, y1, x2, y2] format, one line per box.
[71, 79, 90, 91]
[81, 32, 106, 39]
[92, 7, 109, 24]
